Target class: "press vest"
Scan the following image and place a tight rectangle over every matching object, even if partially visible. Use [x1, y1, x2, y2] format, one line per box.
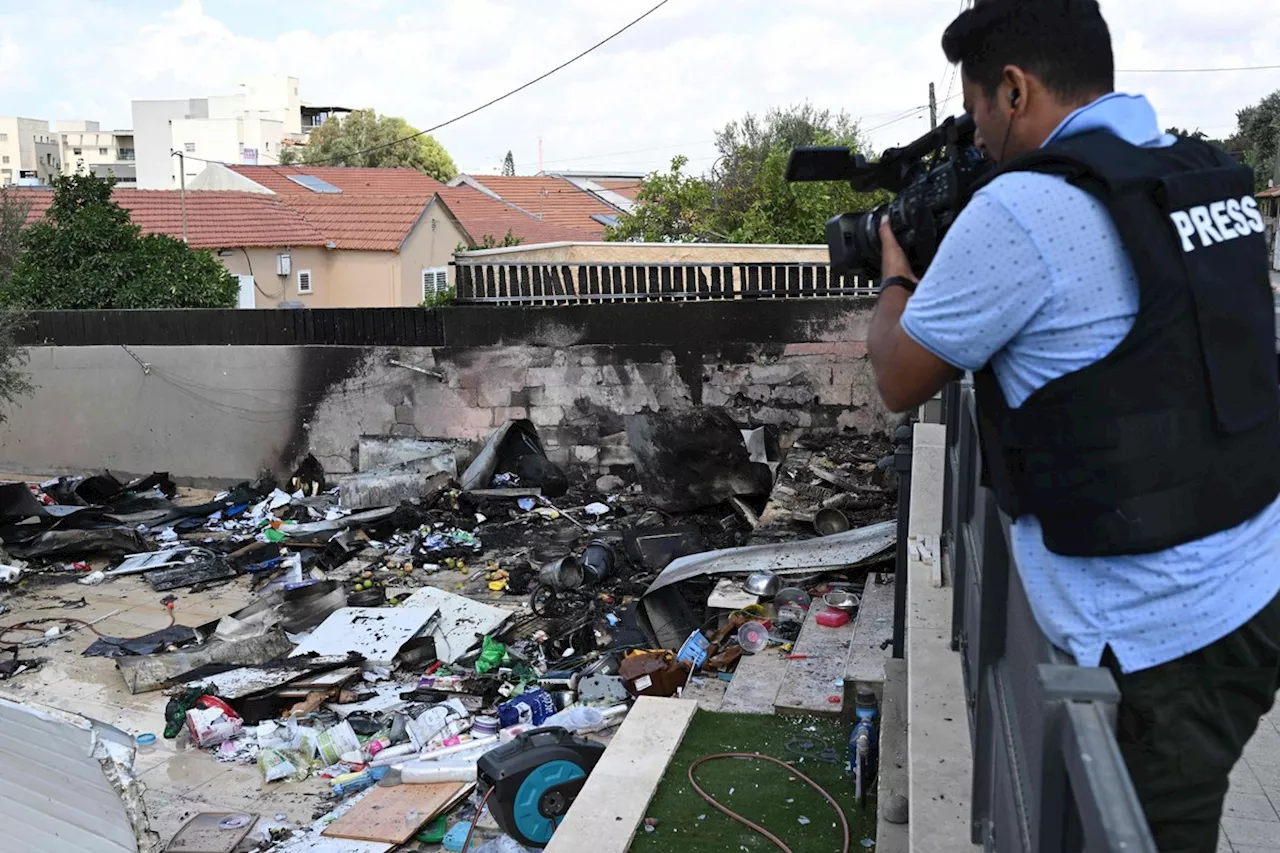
[971, 131, 1280, 557]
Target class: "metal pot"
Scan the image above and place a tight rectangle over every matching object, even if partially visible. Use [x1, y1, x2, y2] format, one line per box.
[745, 570, 781, 598]
[814, 508, 852, 536]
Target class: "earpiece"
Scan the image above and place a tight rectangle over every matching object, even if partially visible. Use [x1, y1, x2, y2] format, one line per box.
[1009, 88, 1021, 110]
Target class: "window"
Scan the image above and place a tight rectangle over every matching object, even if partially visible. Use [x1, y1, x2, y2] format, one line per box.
[297, 269, 313, 294]
[72, 147, 81, 155]
[422, 267, 449, 300]
[0, 133, 7, 142]
[184, 142, 195, 152]
[1, 156, 7, 164]
[99, 147, 108, 156]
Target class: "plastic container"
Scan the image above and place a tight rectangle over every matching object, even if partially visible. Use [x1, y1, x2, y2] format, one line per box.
[738, 621, 770, 654]
[816, 607, 851, 628]
[135, 733, 157, 751]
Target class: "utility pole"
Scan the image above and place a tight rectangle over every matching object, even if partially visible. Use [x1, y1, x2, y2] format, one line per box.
[171, 150, 188, 244]
[929, 82, 938, 130]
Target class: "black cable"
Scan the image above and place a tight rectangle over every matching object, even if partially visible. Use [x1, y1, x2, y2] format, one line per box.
[1117, 63, 1280, 73]
[239, 246, 283, 300]
[292, 1, 673, 168]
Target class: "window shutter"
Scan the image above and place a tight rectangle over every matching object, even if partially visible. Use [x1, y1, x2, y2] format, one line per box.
[422, 268, 448, 300]
[297, 270, 312, 293]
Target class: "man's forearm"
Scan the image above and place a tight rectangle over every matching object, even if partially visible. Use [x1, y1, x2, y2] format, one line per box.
[869, 286, 911, 368]
[868, 286, 959, 412]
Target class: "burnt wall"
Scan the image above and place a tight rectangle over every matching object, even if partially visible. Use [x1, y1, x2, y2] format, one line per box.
[0, 300, 890, 484]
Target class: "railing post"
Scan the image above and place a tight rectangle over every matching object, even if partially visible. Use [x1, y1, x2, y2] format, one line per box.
[891, 423, 914, 659]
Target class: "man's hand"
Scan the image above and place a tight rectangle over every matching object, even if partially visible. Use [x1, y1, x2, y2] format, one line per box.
[878, 217, 916, 283]
[868, 218, 961, 412]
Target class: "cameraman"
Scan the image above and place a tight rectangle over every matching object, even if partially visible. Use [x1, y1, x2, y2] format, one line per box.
[867, 1, 1280, 849]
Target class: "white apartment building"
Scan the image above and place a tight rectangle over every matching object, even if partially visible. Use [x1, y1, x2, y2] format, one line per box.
[54, 121, 136, 187]
[132, 75, 325, 189]
[0, 117, 63, 186]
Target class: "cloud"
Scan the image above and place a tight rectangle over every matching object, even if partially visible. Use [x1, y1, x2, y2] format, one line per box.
[2, 0, 1277, 173]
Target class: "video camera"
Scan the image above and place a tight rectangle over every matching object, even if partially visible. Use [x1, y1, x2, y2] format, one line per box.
[786, 115, 993, 281]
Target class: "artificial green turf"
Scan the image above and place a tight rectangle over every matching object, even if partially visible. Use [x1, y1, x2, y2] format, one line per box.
[628, 710, 876, 853]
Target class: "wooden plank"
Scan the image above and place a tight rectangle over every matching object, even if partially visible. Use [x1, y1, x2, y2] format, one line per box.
[773, 596, 858, 717]
[322, 782, 471, 844]
[545, 697, 698, 853]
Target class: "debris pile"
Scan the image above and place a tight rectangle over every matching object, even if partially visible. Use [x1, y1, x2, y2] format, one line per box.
[0, 416, 899, 851]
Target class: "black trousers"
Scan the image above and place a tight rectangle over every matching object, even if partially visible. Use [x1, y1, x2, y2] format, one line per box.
[1102, 592, 1280, 853]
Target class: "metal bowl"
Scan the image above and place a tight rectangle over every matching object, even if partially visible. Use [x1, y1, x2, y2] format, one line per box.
[814, 508, 852, 536]
[745, 570, 781, 598]
[823, 590, 861, 612]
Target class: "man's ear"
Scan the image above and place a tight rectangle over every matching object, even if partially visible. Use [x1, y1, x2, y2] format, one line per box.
[1002, 66, 1029, 111]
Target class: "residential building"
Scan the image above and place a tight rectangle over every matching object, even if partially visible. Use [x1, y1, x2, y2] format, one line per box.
[448, 171, 641, 237]
[54, 121, 136, 186]
[0, 117, 63, 186]
[14, 175, 589, 307]
[189, 162, 599, 248]
[131, 76, 347, 190]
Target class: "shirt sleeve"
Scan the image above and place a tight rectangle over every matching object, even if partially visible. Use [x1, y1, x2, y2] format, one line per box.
[900, 189, 1053, 372]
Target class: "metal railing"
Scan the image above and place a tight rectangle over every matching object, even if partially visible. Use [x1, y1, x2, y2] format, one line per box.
[453, 259, 875, 304]
[940, 381, 1156, 853]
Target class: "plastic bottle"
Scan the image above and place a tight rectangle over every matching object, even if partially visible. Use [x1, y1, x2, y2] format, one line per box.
[329, 765, 389, 799]
[401, 760, 478, 784]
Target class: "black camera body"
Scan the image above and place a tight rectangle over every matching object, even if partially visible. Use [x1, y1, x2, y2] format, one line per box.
[786, 115, 993, 281]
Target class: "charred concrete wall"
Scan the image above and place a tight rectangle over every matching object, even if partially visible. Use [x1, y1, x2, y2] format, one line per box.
[0, 300, 891, 484]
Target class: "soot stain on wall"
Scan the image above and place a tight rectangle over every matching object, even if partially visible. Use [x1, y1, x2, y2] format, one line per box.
[284, 346, 371, 472]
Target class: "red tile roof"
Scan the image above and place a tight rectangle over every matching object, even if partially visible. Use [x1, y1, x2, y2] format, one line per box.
[595, 179, 643, 201]
[227, 165, 445, 196]
[1258, 185, 1280, 199]
[284, 195, 432, 251]
[434, 187, 600, 246]
[12, 188, 328, 248]
[458, 175, 620, 234]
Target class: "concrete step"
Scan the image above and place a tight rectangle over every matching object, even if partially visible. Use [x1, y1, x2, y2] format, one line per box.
[774, 593, 858, 717]
[845, 572, 895, 702]
[877, 657, 909, 853]
[720, 643, 788, 713]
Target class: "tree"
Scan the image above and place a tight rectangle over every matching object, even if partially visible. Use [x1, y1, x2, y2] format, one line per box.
[501, 151, 516, 177]
[0, 308, 32, 424]
[606, 156, 716, 242]
[1232, 90, 1280, 190]
[0, 188, 32, 421]
[299, 109, 458, 182]
[1, 173, 239, 309]
[608, 103, 889, 244]
[0, 186, 31, 288]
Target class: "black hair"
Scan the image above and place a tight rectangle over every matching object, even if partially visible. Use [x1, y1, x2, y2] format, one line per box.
[942, 0, 1115, 101]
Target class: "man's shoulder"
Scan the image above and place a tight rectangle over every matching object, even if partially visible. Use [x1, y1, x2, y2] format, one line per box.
[964, 170, 1116, 253]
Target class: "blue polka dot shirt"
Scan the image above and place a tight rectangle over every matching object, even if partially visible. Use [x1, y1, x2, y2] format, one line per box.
[902, 93, 1280, 673]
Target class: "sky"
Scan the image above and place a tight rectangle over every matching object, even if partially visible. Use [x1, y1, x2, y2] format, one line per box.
[0, 0, 1277, 176]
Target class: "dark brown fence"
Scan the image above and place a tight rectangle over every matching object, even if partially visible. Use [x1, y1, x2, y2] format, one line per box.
[17, 308, 445, 347]
[12, 298, 876, 348]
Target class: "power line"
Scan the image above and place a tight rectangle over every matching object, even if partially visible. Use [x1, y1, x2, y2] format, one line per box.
[1117, 63, 1280, 73]
[299, 0, 672, 167]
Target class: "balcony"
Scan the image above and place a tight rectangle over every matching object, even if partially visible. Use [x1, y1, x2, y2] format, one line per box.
[896, 382, 1157, 852]
[454, 243, 876, 304]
